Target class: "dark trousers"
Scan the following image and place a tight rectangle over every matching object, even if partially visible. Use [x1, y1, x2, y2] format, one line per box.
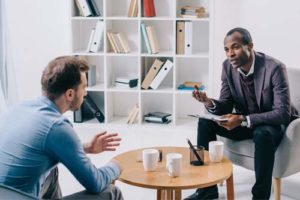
[197, 119, 284, 199]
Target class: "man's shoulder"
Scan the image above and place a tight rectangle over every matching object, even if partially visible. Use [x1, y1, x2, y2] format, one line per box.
[256, 52, 285, 69]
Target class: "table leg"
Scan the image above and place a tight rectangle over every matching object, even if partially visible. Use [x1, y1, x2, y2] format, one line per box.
[174, 189, 181, 200]
[157, 189, 165, 200]
[226, 173, 235, 200]
[167, 189, 173, 199]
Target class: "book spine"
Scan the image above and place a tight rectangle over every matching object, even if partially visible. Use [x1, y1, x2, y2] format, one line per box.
[176, 21, 185, 54]
[90, 20, 104, 53]
[143, 0, 156, 17]
[86, 29, 95, 52]
[141, 23, 152, 54]
[184, 21, 193, 55]
[146, 26, 160, 54]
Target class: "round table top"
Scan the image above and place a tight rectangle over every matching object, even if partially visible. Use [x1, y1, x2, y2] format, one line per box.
[113, 146, 233, 190]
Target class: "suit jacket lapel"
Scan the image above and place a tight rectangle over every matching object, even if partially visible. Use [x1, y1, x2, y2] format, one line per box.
[253, 53, 266, 109]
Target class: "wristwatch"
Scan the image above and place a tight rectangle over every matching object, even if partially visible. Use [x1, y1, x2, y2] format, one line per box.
[240, 115, 248, 127]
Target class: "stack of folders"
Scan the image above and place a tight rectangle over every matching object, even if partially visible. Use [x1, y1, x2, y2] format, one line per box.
[128, 0, 138, 17]
[180, 6, 207, 18]
[141, 23, 160, 54]
[177, 81, 205, 90]
[115, 76, 138, 88]
[141, 58, 173, 90]
[75, 0, 101, 17]
[74, 94, 104, 123]
[127, 104, 139, 124]
[86, 20, 104, 53]
[106, 31, 131, 53]
[142, 0, 156, 17]
[144, 112, 172, 124]
[176, 21, 193, 54]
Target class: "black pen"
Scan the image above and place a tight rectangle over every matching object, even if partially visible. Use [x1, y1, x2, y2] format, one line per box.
[186, 138, 203, 165]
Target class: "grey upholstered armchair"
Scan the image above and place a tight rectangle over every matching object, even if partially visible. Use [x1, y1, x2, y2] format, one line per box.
[218, 67, 300, 200]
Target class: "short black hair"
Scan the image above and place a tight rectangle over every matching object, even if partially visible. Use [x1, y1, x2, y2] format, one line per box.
[226, 27, 253, 45]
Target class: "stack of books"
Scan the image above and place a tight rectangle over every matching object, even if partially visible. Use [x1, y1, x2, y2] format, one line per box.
[180, 6, 207, 18]
[115, 76, 138, 88]
[144, 112, 172, 124]
[107, 31, 131, 54]
[177, 81, 205, 90]
[141, 23, 160, 54]
[75, 0, 101, 17]
[141, 58, 173, 90]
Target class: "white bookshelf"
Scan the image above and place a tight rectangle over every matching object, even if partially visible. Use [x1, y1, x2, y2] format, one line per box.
[70, 0, 214, 127]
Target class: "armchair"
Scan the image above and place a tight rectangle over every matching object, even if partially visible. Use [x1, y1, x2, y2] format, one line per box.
[218, 67, 300, 200]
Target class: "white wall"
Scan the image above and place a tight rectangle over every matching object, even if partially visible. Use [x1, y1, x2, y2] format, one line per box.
[6, 0, 300, 101]
[212, 0, 300, 97]
[5, 0, 71, 101]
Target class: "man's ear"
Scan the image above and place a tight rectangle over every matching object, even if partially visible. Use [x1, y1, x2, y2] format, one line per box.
[248, 42, 254, 51]
[65, 89, 75, 102]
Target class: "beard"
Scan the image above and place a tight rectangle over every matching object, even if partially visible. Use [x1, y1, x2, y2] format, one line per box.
[69, 95, 83, 111]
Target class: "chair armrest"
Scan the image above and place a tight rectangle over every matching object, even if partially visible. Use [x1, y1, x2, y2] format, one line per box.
[273, 118, 300, 177]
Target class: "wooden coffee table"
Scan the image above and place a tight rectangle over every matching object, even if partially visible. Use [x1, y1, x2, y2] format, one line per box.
[113, 146, 234, 200]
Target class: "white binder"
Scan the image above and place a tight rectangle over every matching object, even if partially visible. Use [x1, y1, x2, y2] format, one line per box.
[149, 59, 173, 89]
[90, 20, 104, 53]
[184, 21, 193, 55]
[77, 0, 93, 17]
[86, 29, 95, 52]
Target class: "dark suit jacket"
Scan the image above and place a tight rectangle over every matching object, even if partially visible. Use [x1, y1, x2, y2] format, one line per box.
[210, 51, 298, 127]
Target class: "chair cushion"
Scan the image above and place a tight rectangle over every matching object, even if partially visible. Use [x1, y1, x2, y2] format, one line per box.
[218, 137, 255, 158]
[287, 68, 300, 112]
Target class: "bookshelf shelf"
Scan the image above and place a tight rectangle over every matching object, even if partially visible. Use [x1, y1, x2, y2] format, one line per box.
[70, 0, 214, 127]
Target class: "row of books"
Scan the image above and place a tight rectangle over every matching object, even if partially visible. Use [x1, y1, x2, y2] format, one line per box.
[176, 21, 193, 55]
[141, 23, 160, 54]
[107, 31, 131, 54]
[127, 0, 138, 17]
[75, 0, 101, 17]
[74, 94, 104, 123]
[141, 58, 173, 90]
[180, 6, 207, 18]
[144, 112, 172, 124]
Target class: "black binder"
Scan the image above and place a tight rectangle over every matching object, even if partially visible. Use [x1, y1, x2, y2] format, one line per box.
[73, 98, 95, 123]
[73, 94, 105, 123]
[84, 94, 105, 123]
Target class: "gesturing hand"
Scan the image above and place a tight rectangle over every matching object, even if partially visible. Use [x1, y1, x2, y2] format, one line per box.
[84, 131, 121, 154]
[192, 85, 213, 108]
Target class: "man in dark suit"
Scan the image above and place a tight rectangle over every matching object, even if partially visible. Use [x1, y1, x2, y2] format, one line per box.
[185, 27, 298, 199]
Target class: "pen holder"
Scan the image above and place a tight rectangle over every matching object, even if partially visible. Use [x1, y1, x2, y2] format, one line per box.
[190, 145, 204, 166]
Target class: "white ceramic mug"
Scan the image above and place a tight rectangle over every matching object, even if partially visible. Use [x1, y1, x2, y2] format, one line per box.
[142, 149, 159, 171]
[209, 141, 224, 162]
[166, 153, 182, 177]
